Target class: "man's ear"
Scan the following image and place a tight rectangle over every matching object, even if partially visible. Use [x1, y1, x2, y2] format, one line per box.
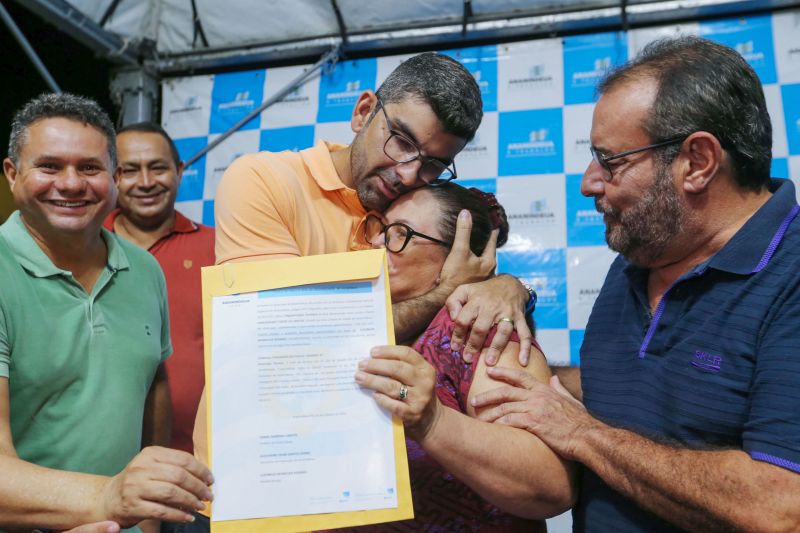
[680, 132, 722, 194]
[3, 158, 18, 192]
[175, 161, 185, 187]
[351, 90, 377, 134]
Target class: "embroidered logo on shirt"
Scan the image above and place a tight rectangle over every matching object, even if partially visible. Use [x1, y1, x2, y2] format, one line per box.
[183, 259, 193, 269]
[691, 350, 722, 373]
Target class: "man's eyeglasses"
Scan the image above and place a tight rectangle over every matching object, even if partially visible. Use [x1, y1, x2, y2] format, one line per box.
[590, 136, 687, 182]
[364, 214, 451, 253]
[376, 95, 458, 186]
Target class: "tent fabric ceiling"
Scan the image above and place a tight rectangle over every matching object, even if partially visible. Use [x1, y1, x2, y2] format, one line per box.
[65, 0, 607, 56]
[38, 0, 795, 73]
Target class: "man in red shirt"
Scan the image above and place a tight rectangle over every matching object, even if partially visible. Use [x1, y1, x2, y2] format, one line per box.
[104, 122, 215, 453]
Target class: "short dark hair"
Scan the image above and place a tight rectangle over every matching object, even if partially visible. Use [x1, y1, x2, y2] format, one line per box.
[376, 52, 483, 141]
[426, 182, 508, 256]
[598, 36, 772, 190]
[118, 121, 181, 168]
[8, 93, 117, 168]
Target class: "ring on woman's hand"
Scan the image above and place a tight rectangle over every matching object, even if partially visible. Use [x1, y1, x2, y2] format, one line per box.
[398, 385, 409, 401]
[497, 317, 513, 325]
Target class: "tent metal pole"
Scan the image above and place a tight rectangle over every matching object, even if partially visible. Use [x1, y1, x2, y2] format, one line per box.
[183, 44, 341, 169]
[330, 0, 349, 46]
[10, 0, 140, 65]
[461, 0, 473, 36]
[0, 1, 61, 93]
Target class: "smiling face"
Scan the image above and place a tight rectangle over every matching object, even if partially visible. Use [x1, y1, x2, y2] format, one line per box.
[350, 95, 467, 213]
[3, 117, 118, 245]
[369, 188, 450, 303]
[116, 130, 182, 230]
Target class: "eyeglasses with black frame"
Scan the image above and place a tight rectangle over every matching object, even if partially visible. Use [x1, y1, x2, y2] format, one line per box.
[375, 95, 458, 186]
[364, 213, 451, 253]
[590, 135, 687, 182]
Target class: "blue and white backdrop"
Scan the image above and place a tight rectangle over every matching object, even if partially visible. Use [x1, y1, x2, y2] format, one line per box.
[163, 10, 800, 365]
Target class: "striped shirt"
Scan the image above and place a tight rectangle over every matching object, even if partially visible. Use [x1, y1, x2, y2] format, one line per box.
[576, 179, 800, 532]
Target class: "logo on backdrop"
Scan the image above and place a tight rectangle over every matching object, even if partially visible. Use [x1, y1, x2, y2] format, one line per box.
[563, 32, 627, 105]
[734, 40, 766, 66]
[169, 96, 203, 117]
[506, 129, 557, 158]
[219, 91, 254, 110]
[317, 58, 377, 122]
[571, 57, 612, 88]
[325, 80, 361, 108]
[508, 198, 557, 225]
[499, 108, 563, 175]
[507, 64, 555, 89]
[183, 167, 199, 181]
[566, 174, 606, 247]
[530, 276, 558, 305]
[473, 70, 490, 94]
[577, 287, 602, 303]
[461, 132, 489, 158]
[279, 86, 310, 106]
[574, 207, 603, 227]
[700, 15, 777, 84]
[210, 70, 264, 133]
[574, 137, 591, 153]
[444, 46, 498, 112]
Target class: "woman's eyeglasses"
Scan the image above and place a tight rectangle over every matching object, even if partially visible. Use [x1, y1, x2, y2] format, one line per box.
[364, 214, 450, 253]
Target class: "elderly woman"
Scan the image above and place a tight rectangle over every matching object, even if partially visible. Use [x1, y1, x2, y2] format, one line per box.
[349, 183, 575, 532]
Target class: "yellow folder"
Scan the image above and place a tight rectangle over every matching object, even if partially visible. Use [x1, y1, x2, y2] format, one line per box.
[201, 249, 413, 532]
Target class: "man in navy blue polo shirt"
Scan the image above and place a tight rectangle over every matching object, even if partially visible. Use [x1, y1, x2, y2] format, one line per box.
[472, 36, 800, 531]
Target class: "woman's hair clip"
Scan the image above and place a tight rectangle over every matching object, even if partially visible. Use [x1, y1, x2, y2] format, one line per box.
[468, 187, 502, 229]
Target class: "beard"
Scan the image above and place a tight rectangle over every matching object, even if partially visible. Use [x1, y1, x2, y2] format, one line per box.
[356, 172, 396, 213]
[350, 131, 406, 213]
[597, 162, 685, 266]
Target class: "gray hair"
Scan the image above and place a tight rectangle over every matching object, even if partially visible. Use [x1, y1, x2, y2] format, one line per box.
[598, 36, 772, 190]
[8, 93, 117, 168]
[376, 52, 483, 142]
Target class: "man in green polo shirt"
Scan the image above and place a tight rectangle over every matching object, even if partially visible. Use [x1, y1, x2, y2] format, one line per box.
[0, 93, 213, 532]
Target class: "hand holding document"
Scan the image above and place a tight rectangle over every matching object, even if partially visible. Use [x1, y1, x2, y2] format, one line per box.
[201, 250, 413, 532]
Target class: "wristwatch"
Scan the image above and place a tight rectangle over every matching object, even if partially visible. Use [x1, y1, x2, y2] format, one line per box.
[522, 281, 538, 317]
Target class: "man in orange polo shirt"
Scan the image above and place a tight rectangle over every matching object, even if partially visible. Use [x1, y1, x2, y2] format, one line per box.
[104, 122, 215, 454]
[215, 52, 536, 354]
[197, 50, 536, 458]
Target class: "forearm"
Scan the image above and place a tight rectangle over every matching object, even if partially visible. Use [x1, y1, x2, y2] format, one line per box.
[420, 406, 574, 519]
[392, 285, 450, 343]
[141, 365, 171, 447]
[578, 424, 800, 532]
[0, 455, 106, 529]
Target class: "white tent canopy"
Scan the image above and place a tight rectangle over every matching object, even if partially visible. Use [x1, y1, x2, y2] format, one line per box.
[15, 0, 795, 74]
